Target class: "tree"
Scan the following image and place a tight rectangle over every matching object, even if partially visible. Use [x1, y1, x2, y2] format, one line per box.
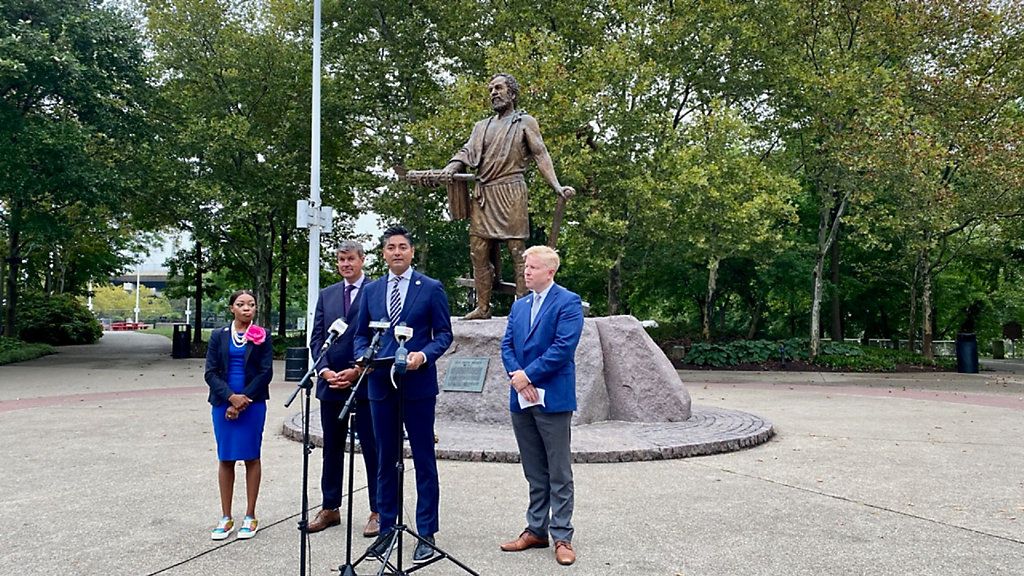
[1, 0, 151, 335]
[145, 0, 359, 333]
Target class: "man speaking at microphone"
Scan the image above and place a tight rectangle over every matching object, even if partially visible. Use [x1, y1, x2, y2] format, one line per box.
[307, 240, 380, 537]
[353, 225, 453, 564]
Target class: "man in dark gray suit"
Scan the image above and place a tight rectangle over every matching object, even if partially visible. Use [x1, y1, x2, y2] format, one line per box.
[307, 240, 379, 537]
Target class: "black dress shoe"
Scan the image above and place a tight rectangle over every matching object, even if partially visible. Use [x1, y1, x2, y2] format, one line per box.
[413, 535, 435, 564]
[366, 531, 393, 559]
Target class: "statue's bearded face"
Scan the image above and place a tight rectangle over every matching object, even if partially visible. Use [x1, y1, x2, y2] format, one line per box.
[489, 76, 514, 112]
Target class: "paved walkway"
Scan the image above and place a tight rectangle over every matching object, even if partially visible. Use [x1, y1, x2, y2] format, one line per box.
[1, 331, 1021, 575]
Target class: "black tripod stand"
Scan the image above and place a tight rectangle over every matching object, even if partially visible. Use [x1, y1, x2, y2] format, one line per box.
[356, 336, 480, 576]
[335, 344, 389, 576]
[283, 342, 334, 576]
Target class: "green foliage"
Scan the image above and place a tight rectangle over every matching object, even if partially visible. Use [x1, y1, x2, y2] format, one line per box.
[681, 338, 948, 372]
[87, 284, 174, 323]
[271, 333, 308, 360]
[0, 337, 56, 365]
[16, 293, 102, 345]
[1, 0, 153, 335]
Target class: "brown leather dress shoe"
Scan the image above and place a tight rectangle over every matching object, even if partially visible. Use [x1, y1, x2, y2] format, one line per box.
[500, 530, 549, 552]
[362, 512, 380, 538]
[555, 541, 575, 565]
[306, 508, 341, 533]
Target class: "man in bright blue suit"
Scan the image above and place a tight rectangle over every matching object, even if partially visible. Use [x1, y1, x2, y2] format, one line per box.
[354, 225, 453, 564]
[306, 240, 380, 537]
[499, 245, 584, 566]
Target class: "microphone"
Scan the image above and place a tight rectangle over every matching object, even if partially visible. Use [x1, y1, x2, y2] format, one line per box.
[394, 323, 414, 342]
[394, 322, 411, 375]
[318, 318, 348, 353]
[357, 319, 390, 366]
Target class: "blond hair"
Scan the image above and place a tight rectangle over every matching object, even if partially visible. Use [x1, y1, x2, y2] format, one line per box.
[523, 245, 560, 271]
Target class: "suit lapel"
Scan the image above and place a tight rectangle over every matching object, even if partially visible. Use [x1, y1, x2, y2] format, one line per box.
[400, 271, 424, 324]
[220, 327, 230, 367]
[346, 278, 367, 323]
[526, 284, 560, 341]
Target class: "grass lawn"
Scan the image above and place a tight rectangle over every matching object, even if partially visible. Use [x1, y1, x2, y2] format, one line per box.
[146, 326, 215, 340]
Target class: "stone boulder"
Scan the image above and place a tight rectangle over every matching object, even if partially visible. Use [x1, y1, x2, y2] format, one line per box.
[434, 315, 690, 426]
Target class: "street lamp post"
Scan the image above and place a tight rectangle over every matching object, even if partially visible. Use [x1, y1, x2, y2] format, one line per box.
[133, 269, 141, 324]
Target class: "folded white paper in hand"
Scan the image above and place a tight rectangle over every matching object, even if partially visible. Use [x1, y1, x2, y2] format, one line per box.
[517, 387, 546, 409]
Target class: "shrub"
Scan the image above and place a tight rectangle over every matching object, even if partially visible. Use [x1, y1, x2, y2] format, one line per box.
[0, 336, 56, 365]
[681, 338, 949, 371]
[17, 293, 103, 345]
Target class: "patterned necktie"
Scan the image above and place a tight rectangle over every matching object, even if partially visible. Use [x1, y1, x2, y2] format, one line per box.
[343, 284, 354, 317]
[388, 276, 403, 325]
[530, 292, 543, 327]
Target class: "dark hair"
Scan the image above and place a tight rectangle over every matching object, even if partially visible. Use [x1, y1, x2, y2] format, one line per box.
[490, 72, 520, 103]
[228, 289, 256, 306]
[381, 225, 413, 246]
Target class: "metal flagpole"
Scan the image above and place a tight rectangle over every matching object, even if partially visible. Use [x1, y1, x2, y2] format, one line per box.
[304, 0, 323, 349]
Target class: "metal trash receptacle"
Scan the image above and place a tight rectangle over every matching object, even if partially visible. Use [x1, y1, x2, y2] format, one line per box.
[171, 324, 192, 359]
[992, 339, 1005, 360]
[955, 333, 979, 374]
[285, 347, 309, 382]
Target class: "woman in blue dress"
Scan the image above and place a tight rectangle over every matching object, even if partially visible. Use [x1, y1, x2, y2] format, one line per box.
[204, 289, 273, 540]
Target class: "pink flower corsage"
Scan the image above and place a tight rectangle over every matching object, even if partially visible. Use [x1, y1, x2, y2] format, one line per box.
[244, 324, 266, 345]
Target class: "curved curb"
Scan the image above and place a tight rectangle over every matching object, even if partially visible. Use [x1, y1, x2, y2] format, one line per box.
[282, 405, 773, 463]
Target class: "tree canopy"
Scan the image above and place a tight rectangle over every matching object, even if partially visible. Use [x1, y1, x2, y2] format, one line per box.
[3, 0, 1023, 354]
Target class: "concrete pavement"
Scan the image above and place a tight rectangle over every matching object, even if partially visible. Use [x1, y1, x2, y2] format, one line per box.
[0, 331, 1021, 575]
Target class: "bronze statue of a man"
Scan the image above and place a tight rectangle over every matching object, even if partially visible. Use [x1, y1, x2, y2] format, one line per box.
[442, 73, 574, 320]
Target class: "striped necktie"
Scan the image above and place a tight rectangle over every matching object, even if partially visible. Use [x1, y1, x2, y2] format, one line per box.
[388, 276, 403, 326]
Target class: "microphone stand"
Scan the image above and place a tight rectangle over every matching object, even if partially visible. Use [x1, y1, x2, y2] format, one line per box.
[284, 342, 333, 576]
[369, 336, 481, 576]
[336, 329, 386, 576]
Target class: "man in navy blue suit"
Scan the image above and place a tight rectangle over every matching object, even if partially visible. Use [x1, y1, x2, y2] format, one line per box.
[499, 245, 584, 566]
[354, 225, 453, 564]
[307, 240, 380, 537]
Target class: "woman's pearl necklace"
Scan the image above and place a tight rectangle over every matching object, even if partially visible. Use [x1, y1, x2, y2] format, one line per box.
[231, 322, 249, 348]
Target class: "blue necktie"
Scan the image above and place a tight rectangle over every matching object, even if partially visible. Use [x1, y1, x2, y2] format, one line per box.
[530, 293, 542, 327]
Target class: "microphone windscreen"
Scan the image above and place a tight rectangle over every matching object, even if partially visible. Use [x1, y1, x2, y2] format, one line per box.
[329, 318, 348, 334]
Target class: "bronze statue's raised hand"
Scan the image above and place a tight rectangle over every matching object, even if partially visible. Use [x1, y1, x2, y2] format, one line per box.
[558, 185, 576, 200]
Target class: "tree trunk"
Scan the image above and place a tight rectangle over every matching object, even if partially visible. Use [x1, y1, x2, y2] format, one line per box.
[810, 191, 847, 359]
[278, 226, 289, 337]
[907, 284, 918, 352]
[192, 241, 204, 344]
[921, 263, 934, 362]
[830, 227, 843, 341]
[746, 298, 763, 340]
[702, 257, 720, 341]
[607, 256, 622, 315]
[810, 253, 826, 356]
[4, 203, 23, 337]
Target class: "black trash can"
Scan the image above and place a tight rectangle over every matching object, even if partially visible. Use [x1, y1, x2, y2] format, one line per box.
[171, 323, 192, 359]
[285, 347, 309, 381]
[955, 333, 979, 374]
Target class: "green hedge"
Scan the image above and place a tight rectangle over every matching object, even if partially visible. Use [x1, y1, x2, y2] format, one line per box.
[17, 293, 103, 345]
[681, 338, 951, 372]
[0, 336, 56, 365]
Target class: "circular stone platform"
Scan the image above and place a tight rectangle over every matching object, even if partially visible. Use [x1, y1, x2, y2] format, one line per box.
[281, 405, 773, 464]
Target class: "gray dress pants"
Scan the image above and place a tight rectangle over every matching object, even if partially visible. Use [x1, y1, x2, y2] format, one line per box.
[511, 408, 574, 542]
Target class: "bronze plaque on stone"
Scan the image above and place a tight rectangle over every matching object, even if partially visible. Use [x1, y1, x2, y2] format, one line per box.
[443, 358, 489, 393]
